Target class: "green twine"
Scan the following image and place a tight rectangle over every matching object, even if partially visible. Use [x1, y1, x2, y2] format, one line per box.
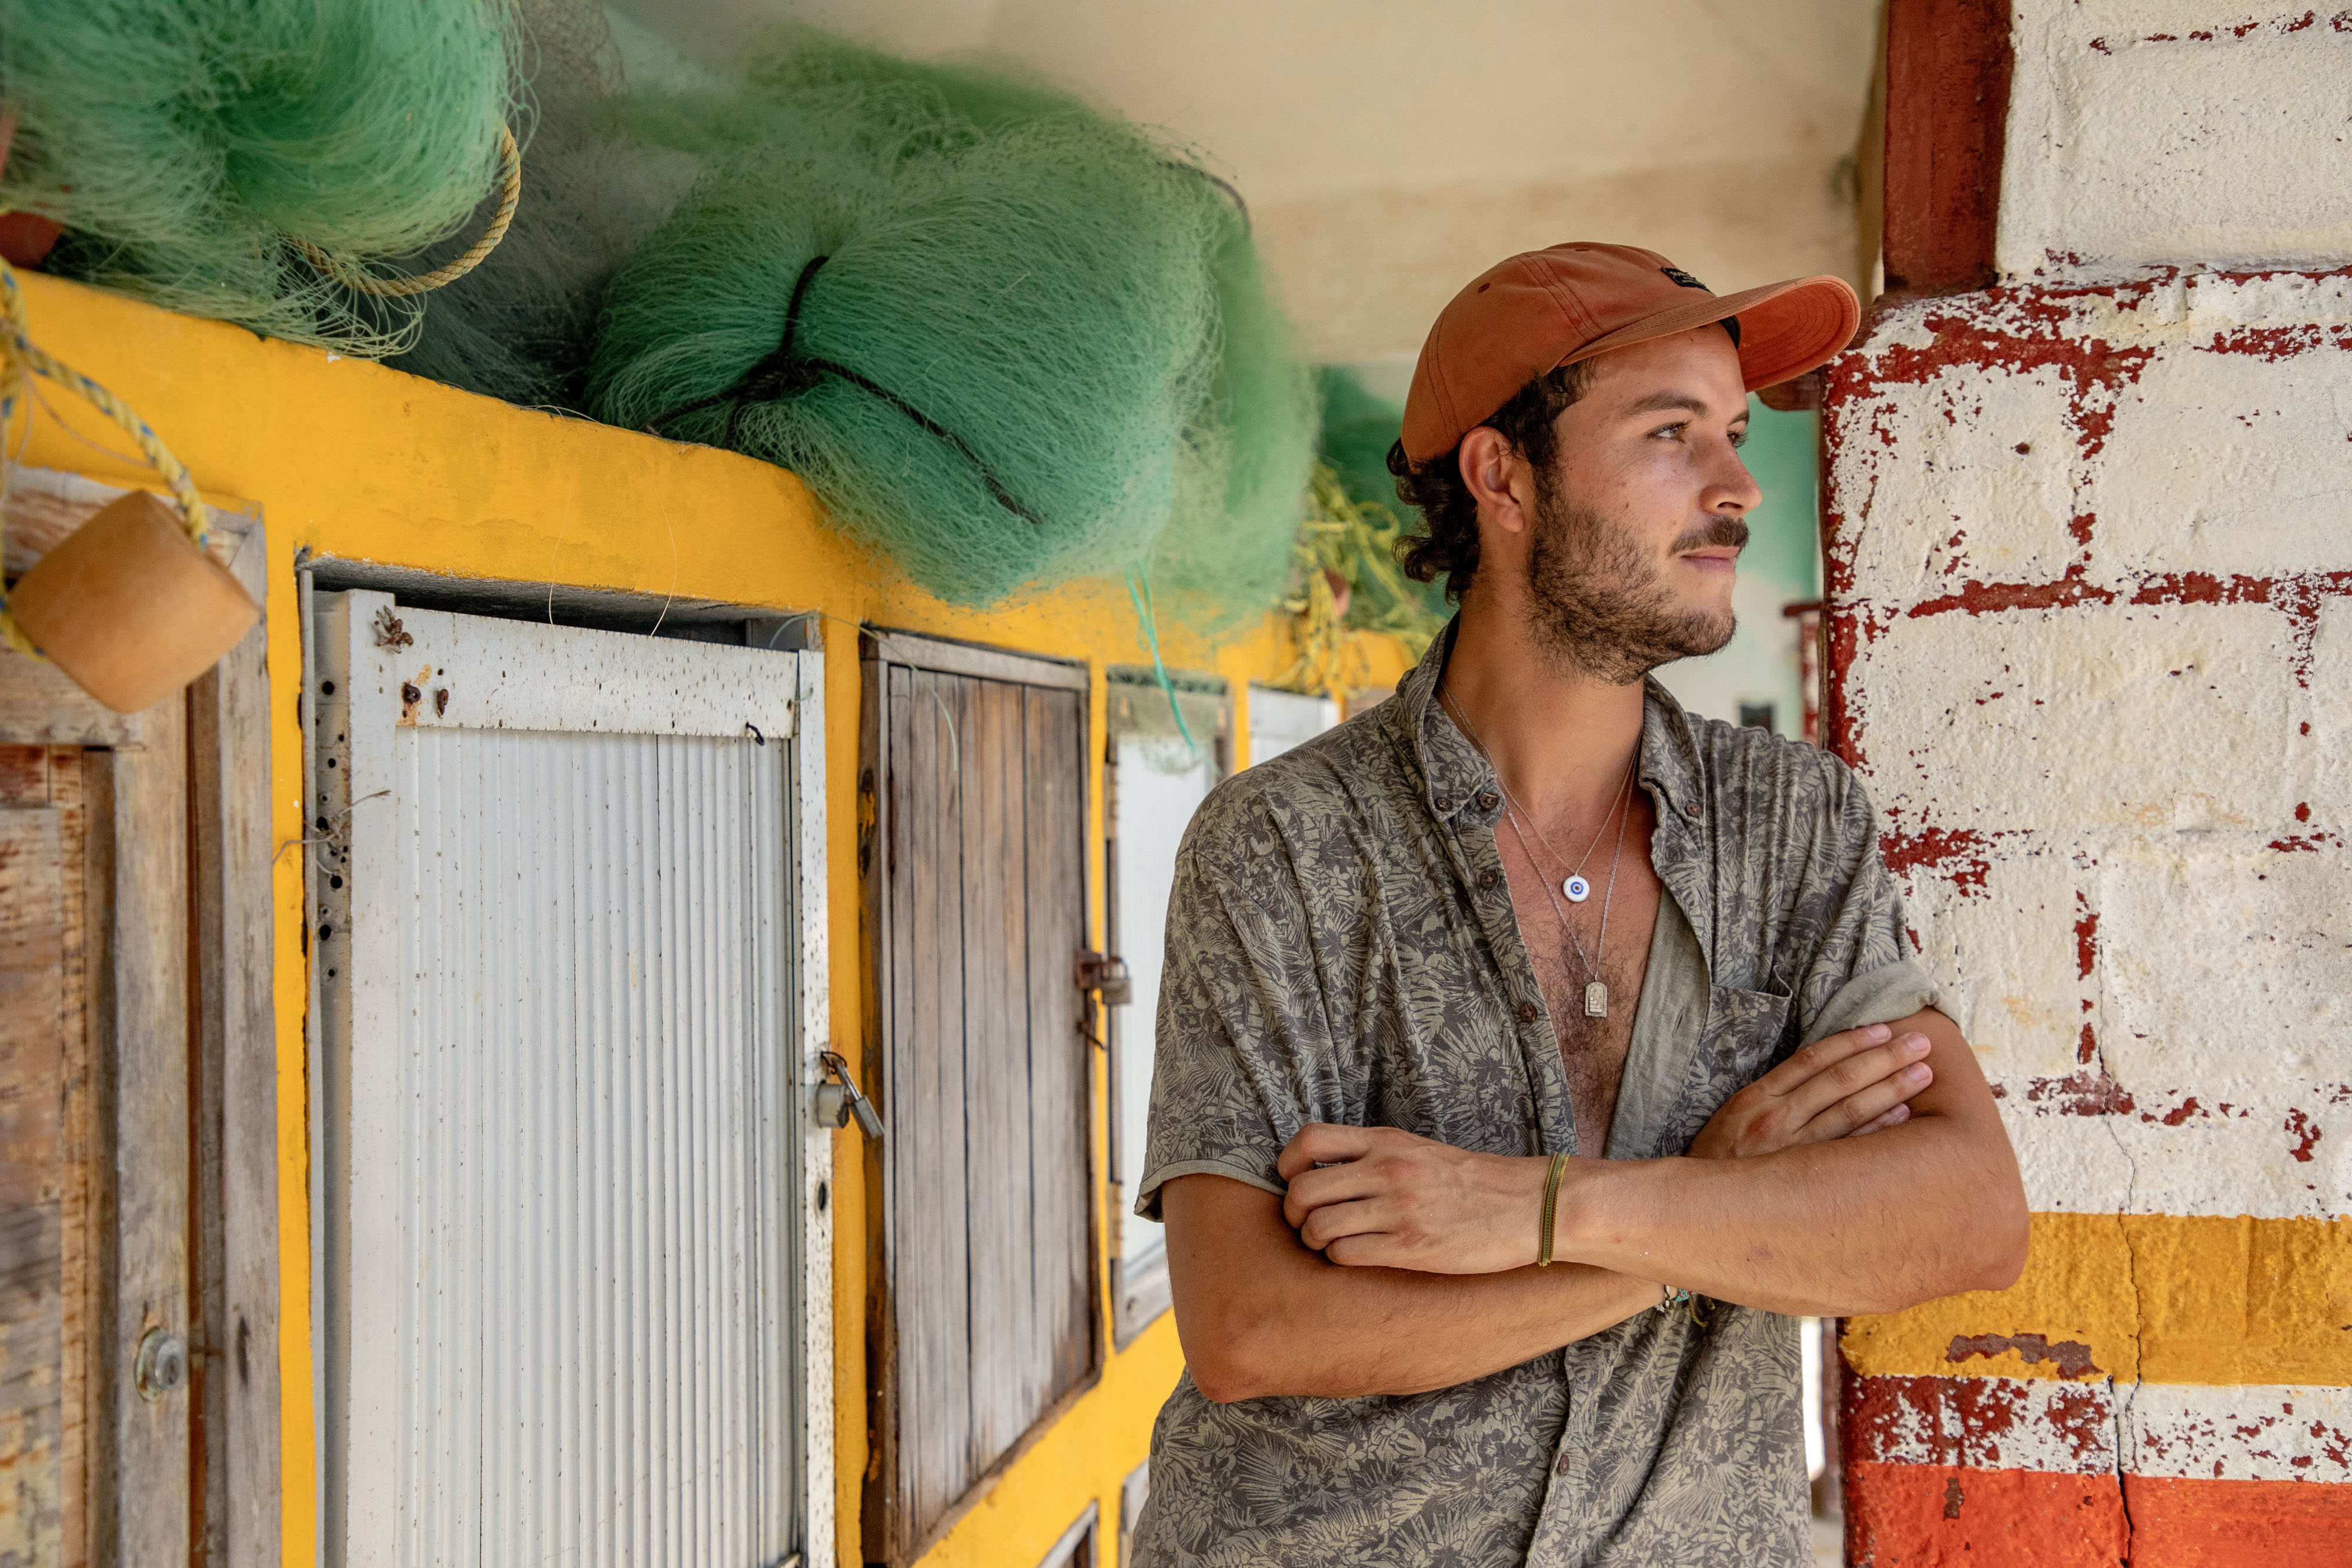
[1125, 570, 1200, 757]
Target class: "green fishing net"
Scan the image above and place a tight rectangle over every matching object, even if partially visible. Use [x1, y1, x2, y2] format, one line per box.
[0, 0, 522, 353]
[587, 31, 1312, 615]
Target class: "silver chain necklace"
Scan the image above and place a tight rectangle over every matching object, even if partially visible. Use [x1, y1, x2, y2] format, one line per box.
[1444, 678, 1635, 904]
[1441, 680, 1638, 1019]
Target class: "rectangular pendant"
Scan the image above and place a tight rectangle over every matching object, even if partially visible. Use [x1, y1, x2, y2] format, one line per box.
[1584, 981, 1609, 1019]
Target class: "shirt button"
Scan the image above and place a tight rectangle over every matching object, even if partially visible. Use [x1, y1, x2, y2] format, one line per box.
[1683, 800, 1702, 818]
[1434, 797, 1454, 813]
[1478, 870, 1498, 891]
[1555, 1453, 1573, 1476]
[1476, 791, 1498, 811]
[1516, 1002, 1539, 1024]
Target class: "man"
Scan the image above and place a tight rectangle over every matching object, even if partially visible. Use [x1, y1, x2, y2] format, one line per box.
[1129, 243, 2027, 1566]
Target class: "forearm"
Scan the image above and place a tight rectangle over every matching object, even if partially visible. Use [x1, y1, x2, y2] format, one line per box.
[1164, 1175, 1659, 1401]
[1555, 1115, 2026, 1315]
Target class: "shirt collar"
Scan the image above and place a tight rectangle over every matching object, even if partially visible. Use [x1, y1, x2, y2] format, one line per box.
[1386, 617, 1710, 828]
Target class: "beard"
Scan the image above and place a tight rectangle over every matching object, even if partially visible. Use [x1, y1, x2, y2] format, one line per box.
[1519, 469, 1746, 685]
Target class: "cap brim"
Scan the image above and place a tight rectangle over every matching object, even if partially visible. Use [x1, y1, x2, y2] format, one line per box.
[1561, 274, 1862, 392]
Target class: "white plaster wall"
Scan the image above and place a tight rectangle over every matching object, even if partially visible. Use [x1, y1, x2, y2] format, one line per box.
[2001, 5, 2352, 276]
[1831, 282, 2352, 1225]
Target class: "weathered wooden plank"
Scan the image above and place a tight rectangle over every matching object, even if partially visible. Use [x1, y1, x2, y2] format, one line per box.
[1025, 687, 1095, 1400]
[0, 654, 139, 751]
[918, 673, 973, 1539]
[0, 803, 65, 1568]
[0, 808, 64, 1185]
[71, 754, 109, 1568]
[0, 1202, 62, 1568]
[961, 679, 1024, 1469]
[862, 630, 1088, 695]
[189, 521, 279, 1566]
[101, 696, 192, 1565]
[0, 464, 260, 750]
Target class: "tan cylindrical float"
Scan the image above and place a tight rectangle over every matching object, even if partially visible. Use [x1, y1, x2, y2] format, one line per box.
[8, 490, 260, 714]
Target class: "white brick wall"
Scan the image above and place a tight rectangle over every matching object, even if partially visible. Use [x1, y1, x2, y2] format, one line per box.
[2002, 5, 2352, 275]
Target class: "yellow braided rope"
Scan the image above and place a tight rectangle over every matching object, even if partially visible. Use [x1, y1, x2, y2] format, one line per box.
[293, 125, 521, 299]
[0, 252, 212, 658]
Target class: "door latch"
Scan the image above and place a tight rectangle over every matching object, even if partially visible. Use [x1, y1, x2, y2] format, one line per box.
[816, 1049, 884, 1140]
[1075, 950, 1132, 1007]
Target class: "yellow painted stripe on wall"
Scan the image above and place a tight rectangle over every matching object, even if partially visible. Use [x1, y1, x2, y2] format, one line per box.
[1843, 1212, 2352, 1385]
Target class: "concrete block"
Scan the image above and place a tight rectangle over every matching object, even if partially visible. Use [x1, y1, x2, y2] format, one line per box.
[1833, 360, 2083, 599]
[1848, 602, 2298, 834]
[2003, 6, 2352, 273]
[2097, 837, 2352, 1084]
[1897, 844, 2087, 1081]
[2002, 1086, 2349, 1221]
[2089, 337, 2352, 586]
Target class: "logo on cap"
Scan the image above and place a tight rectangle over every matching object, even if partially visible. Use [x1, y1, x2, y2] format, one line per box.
[1660, 266, 1712, 292]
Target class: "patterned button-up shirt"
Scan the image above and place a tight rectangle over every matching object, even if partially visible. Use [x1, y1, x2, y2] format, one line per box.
[1132, 625, 1938, 1567]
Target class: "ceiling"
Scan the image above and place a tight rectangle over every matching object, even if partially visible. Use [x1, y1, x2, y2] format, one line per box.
[622, 0, 1883, 370]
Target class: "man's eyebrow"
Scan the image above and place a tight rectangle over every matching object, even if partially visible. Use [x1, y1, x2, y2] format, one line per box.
[1622, 390, 1748, 420]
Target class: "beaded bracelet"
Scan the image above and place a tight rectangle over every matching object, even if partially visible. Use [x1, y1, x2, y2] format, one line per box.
[1654, 1286, 1693, 1312]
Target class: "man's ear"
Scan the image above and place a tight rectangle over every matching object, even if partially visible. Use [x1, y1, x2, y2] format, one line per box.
[1459, 426, 1534, 538]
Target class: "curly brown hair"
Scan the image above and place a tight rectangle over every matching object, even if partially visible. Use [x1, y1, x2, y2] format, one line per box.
[1388, 359, 1596, 602]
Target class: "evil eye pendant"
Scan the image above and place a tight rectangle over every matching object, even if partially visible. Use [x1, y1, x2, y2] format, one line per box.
[1563, 875, 1591, 903]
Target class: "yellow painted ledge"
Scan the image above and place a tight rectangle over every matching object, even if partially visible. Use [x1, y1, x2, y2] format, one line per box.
[1844, 1212, 2352, 1387]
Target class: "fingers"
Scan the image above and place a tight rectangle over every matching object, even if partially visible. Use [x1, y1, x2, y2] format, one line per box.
[1849, 1102, 1911, 1138]
[1281, 1159, 1383, 1230]
[1779, 1031, 1934, 1129]
[1750, 1021, 1896, 1098]
[1798, 1061, 1933, 1144]
[1276, 1122, 1379, 1182]
[1295, 1196, 1390, 1253]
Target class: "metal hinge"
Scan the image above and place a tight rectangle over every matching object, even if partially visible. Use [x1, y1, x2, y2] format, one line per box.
[815, 1049, 884, 1140]
[1075, 950, 1132, 1007]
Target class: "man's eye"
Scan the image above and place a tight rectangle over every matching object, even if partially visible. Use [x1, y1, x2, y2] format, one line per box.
[1651, 422, 1688, 440]
[1729, 429, 1749, 449]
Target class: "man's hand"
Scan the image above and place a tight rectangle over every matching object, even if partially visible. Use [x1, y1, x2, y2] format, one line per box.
[1279, 1018, 1936, 1273]
[1685, 1020, 1931, 1159]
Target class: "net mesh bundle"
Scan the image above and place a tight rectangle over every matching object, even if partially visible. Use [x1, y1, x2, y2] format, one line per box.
[0, 0, 522, 353]
[587, 31, 1313, 614]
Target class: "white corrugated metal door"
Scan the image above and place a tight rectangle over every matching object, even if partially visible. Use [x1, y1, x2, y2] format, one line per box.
[311, 590, 831, 1568]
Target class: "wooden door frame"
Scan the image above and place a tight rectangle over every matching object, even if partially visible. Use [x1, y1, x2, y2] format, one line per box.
[0, 464, 280, 1563]
[858, 627, 1103, 1567]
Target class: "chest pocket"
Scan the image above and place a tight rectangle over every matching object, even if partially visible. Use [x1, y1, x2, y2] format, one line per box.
[1656, 981, 1792, 1152]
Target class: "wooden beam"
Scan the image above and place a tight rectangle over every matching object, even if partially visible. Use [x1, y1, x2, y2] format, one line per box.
[190, 523, 279, 1566]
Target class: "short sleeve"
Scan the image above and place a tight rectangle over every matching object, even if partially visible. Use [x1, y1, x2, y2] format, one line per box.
[1132, 830, 1331, 1222]
[1792, 758, 1943, 1047]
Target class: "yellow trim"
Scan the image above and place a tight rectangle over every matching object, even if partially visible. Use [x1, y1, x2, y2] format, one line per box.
[10, 272, 1413, 1567]
[1845, 1212, 2352, 1387]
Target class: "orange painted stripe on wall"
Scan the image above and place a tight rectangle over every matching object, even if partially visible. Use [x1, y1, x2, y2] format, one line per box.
[1846, 1462, 2352, 1567]
[1843, 1211, 2352, 1385]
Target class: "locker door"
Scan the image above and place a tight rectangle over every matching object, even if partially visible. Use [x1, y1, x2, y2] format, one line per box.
[312, 590, 831, 1568]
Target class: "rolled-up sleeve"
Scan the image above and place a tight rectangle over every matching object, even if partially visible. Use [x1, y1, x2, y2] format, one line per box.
[1133, 818, 1330, 1221]
[1793, 757, 1943, 1047]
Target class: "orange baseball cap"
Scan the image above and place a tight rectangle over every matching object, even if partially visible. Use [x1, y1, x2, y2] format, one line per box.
[1399, 242, 1861, 462]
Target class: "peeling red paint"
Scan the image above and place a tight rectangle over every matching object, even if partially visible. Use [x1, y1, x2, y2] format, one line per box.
[2267, 831, 2339, 852]
[2024, 1071, 2136, 1117]
[1881, 826, 1994, 893]
[2077, 1023, 2099, 1066]
[2074, 895, 2099, 979]
[2286, 1108, 2323, 1162]
[1945, 1333, 2104, 1379]
[2144, 1096, 2207, 1127]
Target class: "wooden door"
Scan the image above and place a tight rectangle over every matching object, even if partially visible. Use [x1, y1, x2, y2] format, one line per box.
[0, 467, 278, 1565]
[860, 631, 1097, 1566]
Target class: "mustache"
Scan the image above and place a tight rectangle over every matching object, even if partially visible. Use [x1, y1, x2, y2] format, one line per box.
[1670, 514, 1750, 554]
